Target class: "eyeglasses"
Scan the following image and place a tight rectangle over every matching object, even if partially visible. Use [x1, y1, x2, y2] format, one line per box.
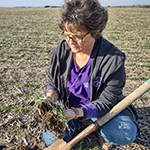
[61, 32, 89, 44]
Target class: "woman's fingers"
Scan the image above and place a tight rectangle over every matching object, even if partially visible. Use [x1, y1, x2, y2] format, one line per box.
[65, 109, 76, 121]
[34, 100, 43, 115]
[38, 109, 43, 116]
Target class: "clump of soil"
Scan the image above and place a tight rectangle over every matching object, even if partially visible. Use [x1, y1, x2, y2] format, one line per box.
[39, 102, 67, 139]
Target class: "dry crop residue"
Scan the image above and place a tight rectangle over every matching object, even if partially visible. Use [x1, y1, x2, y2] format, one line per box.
[0, 7, 150, 150]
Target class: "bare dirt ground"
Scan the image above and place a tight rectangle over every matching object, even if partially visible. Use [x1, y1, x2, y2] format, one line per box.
[0, 7, 150, 150]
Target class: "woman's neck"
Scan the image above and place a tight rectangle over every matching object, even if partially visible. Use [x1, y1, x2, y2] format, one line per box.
[73, 45, 94, 69]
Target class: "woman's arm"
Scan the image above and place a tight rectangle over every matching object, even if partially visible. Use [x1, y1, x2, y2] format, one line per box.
[65, 107, 84, 121]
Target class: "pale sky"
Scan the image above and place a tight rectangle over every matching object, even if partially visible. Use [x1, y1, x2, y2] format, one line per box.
[0, 0, 149, 7]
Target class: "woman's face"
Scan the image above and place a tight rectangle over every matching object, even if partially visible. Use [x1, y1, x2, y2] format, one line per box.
[63, 24, 95, 54]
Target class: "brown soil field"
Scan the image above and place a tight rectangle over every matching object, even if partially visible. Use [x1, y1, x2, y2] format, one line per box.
[0, 7, 150, 150]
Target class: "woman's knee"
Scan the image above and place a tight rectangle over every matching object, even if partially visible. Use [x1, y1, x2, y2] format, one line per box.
[104, 127, 137, 145]
[99, 114, 138, 145]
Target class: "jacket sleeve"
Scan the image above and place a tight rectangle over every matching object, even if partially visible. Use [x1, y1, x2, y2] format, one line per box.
[92, 50, 126, 118]
[47, 40, 72, 101]
[47, 46, 61, 92]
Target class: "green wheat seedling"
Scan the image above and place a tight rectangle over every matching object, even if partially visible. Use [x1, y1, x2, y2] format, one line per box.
[32, 92, 70, 132]
[0, 103, 27, 113]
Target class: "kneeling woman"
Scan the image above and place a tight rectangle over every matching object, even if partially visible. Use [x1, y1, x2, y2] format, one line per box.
[40, 0, 140, 149]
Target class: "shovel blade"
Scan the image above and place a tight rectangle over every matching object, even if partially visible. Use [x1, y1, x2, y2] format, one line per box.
[43, 139, 67, 150]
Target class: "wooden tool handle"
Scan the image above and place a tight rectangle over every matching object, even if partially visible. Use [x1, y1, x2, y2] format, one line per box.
[61, 122, 100, 150]
[63, 79, 150, 150]
[97, 79, 150, 126]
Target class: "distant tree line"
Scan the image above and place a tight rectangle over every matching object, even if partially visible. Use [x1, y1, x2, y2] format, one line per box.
[44, 5, 60, 8]
[44, 4, 150, 8]
[107, 4, 150, 8]
[12, 4, 149, 9]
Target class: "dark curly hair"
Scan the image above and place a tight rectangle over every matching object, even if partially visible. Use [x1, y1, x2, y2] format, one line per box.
[59, 0, 108, 38]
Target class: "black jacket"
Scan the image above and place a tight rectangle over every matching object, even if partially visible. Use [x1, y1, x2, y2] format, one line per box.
[47, 36, 138, 123]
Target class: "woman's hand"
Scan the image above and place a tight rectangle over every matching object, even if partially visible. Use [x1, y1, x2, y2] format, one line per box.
[65, 109, 76, 121]
[35, 90, 59, 116]
[46, 90, 59, 103]
[65, 107, 84, 121]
